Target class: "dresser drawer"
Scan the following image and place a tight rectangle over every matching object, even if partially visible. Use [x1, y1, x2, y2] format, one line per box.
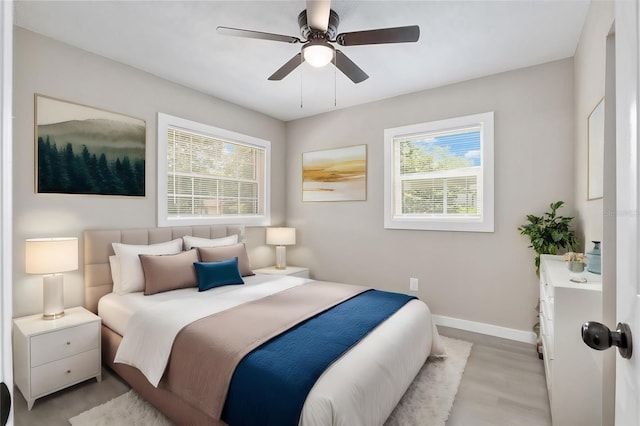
[30, 348, 100, 397]
[30, 322, 99, 367]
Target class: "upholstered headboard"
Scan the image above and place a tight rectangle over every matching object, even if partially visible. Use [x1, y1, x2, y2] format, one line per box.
[83, 225, 245, 313]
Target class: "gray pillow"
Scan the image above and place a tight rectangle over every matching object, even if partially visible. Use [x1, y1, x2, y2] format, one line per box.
[139, 249, 199, 295]
[197, 243, 255, 277]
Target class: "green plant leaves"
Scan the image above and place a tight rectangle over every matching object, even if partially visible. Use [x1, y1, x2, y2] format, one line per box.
[518, 200, 577, 271]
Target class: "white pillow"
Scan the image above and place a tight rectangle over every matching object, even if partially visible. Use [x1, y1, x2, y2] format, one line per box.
[108, 255, 121, 291]
[182, 234, 238, 250]
[112, 238, 183, 294]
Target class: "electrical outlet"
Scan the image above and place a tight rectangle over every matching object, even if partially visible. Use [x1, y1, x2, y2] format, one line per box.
[409, 277, 419, 291]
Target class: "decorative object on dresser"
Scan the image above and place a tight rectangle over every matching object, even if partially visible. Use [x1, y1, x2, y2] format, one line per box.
[35, 94, 146, 196]
[563, 252, 587, 283]
[539, 255, 602, 426]
[254, 265, 310, 279]
[12, 306, 102, 410]
[25, 237, 78, 319]
[265, 227, 296, 269]
[586, 240, 601, 274]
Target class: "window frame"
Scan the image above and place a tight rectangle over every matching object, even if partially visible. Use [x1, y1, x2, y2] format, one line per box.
[384, 111, 494, 232]
[157, 113, 271, 227]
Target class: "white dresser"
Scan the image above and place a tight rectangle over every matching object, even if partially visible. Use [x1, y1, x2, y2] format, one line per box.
[539, 254, 602, 426]
[13, 306, 102, 410]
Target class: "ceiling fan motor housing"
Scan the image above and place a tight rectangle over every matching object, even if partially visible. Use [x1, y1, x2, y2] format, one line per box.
[298, 9, 340, 41]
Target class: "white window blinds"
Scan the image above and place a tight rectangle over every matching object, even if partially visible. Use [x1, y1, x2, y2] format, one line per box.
[157, 113, 270, 227]
[396, 127, 482, 218]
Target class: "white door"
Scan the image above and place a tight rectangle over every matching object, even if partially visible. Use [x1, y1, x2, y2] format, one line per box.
[614, 0, 640, 424]
[0, 1, 12, 425]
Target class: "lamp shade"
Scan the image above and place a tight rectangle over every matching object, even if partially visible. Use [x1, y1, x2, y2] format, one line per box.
[266, 227, 296, 246]
[25, 237, 78, 274]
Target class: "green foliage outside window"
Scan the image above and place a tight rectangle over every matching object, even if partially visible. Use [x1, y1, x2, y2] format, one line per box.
[399, 141, 477, 215]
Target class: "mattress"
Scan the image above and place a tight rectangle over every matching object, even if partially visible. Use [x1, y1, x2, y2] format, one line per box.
[98, 274, 283, 335]
[98, 275, 443, 425]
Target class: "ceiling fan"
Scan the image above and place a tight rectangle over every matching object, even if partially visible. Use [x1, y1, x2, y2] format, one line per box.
[217, 0, 420, 84]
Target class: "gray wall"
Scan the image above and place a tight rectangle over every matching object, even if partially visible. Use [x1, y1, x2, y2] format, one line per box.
[13, 28, 286, 317]
[285, 59, 575, 333]
[13, 27, 577, 335]
[573, 1, 613, 248]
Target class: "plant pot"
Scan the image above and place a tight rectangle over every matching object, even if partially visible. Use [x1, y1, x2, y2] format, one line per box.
[567, 261, 585, 273]
[568, 261, 587, 283]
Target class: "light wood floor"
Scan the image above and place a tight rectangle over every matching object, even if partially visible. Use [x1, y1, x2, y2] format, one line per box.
[12, 326, 551, 426]
[441, 326, 551, 426]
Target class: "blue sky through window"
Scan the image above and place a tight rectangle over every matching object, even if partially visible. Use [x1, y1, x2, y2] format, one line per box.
[414, 130, 481, 167]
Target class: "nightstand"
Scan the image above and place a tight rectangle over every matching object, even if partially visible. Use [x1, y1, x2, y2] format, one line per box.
[254, 266, 310, 279]
[13, 306, 102, 410]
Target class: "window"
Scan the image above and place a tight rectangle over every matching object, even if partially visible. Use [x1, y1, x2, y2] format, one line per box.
[384, 112, 494, 232]
[157, 113, 270, 227]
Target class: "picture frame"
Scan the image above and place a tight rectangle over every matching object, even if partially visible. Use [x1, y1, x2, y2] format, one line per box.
[35, 94, 146, 196]
[587, 98, 604, 200]
[302, 144, 367, 202]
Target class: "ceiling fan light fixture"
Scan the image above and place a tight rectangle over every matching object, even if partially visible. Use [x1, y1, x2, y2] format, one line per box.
[302, 41, 334, 67]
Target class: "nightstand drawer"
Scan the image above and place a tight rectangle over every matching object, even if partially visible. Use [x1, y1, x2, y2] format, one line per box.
[30, 322, 99, 367]
[31, 348, 100, 397]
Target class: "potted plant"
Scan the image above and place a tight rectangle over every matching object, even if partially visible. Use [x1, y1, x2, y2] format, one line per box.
[518, 200, 578, 272]
[518, 200, 578, 359]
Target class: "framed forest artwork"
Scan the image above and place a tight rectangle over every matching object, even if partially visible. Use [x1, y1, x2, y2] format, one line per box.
[35, 94, 146, 196]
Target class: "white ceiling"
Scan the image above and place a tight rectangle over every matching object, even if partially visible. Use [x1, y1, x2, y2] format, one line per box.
[14, 0, 590, 122]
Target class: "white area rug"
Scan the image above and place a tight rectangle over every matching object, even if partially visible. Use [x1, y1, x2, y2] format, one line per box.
[70, 336, 471, 426]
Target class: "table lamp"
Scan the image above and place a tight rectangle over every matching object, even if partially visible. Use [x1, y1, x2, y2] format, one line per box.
[25, 237, 78, 319]
[266, 227, 296, 270]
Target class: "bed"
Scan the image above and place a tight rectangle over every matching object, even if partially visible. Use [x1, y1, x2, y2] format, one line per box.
[84, 225, 443, 425]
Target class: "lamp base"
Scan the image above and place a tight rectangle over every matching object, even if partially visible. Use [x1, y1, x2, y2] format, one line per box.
[42, 274, 65, 320]
[275, 246, 287, 270]
[42, 311, 65, 320]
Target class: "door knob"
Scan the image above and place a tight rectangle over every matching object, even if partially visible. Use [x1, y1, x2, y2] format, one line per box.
[581, 321, 633, 359]
[0, 382, 10, 426]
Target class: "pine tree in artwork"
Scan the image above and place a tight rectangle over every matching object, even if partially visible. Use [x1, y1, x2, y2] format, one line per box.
[37, 135, 145, 196]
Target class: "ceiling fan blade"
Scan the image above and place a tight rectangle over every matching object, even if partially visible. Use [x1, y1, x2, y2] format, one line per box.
[217, 26, 301, 44]
[268, 53, 304, 81]
[334, 50, 368, 84]
[336, 25, 420, 46]
[306, 0, 331, 32]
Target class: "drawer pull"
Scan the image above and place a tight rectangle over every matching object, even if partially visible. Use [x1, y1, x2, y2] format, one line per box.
[66, 341, 71, 345]
[66, 370, 71, 374]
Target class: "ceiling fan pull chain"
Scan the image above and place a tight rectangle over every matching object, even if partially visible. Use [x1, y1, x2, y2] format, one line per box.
[300, 56, 304, 109]
[334, 50, 337, 107]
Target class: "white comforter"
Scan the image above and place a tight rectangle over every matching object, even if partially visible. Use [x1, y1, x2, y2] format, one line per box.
[114, 275, 310, 386]
[100, 275, 444, 425]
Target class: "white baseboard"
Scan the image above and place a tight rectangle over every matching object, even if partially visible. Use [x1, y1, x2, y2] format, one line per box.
[432, 314, 537, 344]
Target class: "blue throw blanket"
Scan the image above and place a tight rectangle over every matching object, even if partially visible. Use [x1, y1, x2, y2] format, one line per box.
[221, 289, 416, 426]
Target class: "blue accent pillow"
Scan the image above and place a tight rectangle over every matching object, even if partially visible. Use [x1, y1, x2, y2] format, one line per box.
[194, 257, 245, 291]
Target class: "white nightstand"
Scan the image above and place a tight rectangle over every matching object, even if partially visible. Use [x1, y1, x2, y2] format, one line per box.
[13, 306, 102, 410]
[254, 266, 310, 279]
